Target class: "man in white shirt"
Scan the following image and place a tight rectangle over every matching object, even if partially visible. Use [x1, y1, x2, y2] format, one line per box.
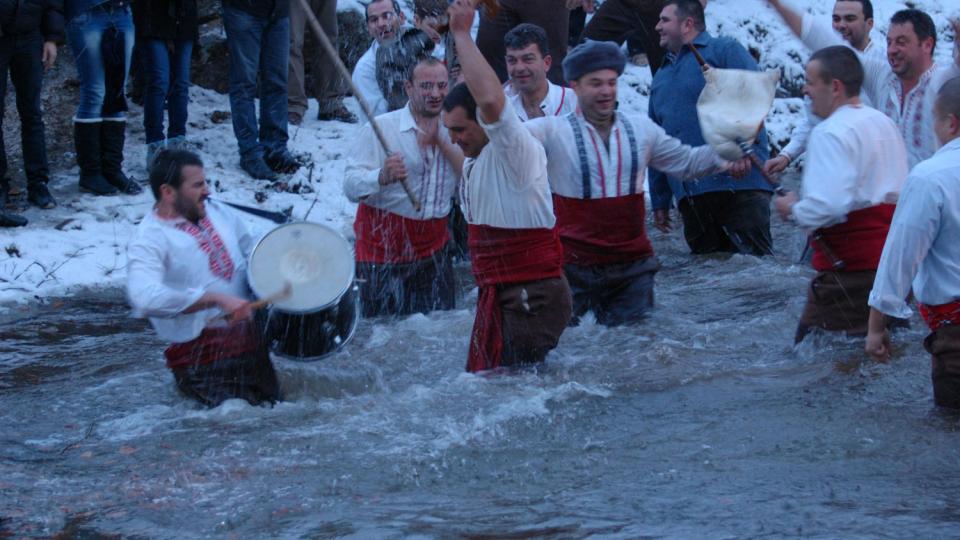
[524, 40, 731, 326]
[766, 1, 960, 168]
[126, 150, 280, 407]
[765, 0, 886, 174]
[344, 57, 464, 317]
[503, 23, 576, 122]
[352, 0, 406, 119]
[866, 77, 960, 408]
[774, 46, 908, 344]
[443, 0, 572, 372]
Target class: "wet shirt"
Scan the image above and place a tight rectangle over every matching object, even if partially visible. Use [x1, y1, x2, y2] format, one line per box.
[504, 80, 577, 122]
[524, 112, 725, 199]
[352, 42, 389, 120]
[458, 100, 555, 229]
[126, 201, 256, 343]
[869, 138, 960, 319]
[791, 105, 907, 230]
[800, 13, 960, 168]
[344, 104, 458, 219]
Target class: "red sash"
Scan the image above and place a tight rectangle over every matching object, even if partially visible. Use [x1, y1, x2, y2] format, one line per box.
[353, 203, 450, 264]
[918, 301, 960, 331]
[552, 193, 654, 265]
[812, 204, 895, 272]
[164, 320, 260, 369]
[467, 224, 564, 373]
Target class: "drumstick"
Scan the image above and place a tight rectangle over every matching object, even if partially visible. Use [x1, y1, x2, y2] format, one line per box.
[296, 0, 422, 212]
[213, 281, 292, 323]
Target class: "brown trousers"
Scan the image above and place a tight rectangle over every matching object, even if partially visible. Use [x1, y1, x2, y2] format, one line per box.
[288, 0, 346, 116]
[498, 275, 573, 366]
[795, 270, 876, 343]
[924, 324, 960, 409]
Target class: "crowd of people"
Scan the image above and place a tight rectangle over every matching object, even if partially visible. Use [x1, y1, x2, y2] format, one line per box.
[17, 0, 950, 410]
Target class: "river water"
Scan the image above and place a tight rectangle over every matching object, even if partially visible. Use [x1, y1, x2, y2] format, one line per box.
[2, 197, 959, 539]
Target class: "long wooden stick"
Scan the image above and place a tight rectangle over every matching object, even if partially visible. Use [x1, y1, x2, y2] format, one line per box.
[297, 0, 421, 212]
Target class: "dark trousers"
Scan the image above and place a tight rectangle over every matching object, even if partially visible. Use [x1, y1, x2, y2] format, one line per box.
[565, 256, 659, 326]
[677, 190, 773, 256]
[357, 244, 457, 318]
[0, 31, 50, 184]
[140, 38, 193, 144]
[794, 270, 875, 344]
[499, 275, 573, 366]
[580, 0, 665, 74]
[476, 0, 569, 84]
[172, 348, 281, 408]
[924, 325, 960, 409]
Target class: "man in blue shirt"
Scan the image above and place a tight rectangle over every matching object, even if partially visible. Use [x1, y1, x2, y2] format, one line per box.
[649, 0, 774, 255]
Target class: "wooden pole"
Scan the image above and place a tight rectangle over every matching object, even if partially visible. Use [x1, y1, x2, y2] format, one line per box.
[297, 0, 421, 212]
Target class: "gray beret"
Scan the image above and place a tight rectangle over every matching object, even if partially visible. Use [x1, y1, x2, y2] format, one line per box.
[562, 40, 626, 82]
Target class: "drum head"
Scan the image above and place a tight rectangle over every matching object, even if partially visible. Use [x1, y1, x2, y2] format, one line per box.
[248, 222, 354, 313]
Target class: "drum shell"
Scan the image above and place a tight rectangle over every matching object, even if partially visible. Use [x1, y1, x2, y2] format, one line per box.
[263, 283, 360, 361]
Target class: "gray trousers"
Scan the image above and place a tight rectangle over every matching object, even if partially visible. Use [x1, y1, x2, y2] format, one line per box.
[565, 256, 659, 326]
[288, 0, 346, 116]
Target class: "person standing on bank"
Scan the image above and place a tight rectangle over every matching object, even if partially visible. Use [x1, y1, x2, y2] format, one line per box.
[287, 0, 357, 125]
[222, 0, 301, 180]
[127, 149, 281, 407]
[649, 0, 774, 256]
[0, 0, 62, 220]
[344, 57, 463, 317]
[64, 0, 142, 196]
[774, 46, 907, 344]
[133, 0, 199, 170]
[444, 0, 572, 372]
[866, 77, 960, 409]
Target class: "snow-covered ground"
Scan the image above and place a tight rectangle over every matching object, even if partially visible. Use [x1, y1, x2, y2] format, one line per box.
[0, 0, 956, 308]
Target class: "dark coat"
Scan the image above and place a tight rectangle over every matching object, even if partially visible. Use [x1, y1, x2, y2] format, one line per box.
[132, 0, 199, 42]
[222, 0, 288, 22]
[0, 0, 65, 42]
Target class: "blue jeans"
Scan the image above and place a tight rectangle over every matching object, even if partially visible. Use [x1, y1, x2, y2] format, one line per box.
[0, 31, 49, 183]
[66, 4, 135, 121]
[221, 6, 289, 160]
[140, 38, 193, 144]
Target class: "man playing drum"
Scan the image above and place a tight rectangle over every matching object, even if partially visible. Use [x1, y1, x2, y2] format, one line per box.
[444, 0, 572, 372]
[345, 56, 464, 318]
[774, 46, 907, 344]
[126, 150, 281, 407]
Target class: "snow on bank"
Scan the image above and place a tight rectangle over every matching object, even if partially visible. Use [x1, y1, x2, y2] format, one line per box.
[0, 0, 956, 308]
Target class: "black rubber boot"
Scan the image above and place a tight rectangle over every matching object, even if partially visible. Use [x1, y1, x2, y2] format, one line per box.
[75, 122, 118, 196]
[27, 181, 57, 209]
[0, 178, 27, 227]
[100, 121, 142, 195]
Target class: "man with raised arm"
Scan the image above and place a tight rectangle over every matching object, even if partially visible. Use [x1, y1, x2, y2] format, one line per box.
[344, 57, 464, 318]
[764, 0, 886, 175]
[127, 150, 281, 407]
[649, 0, 775, 256]
[443, 0, 572, 372]
[774, 46, 907, 344]
[503, 23, 576, 122]
[523, 40, 734, 326]
[866, 77, 960, 408]
[766, 0, 960, 168]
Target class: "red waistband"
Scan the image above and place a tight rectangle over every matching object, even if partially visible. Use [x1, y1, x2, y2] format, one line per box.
[812, 204, 895, 272]
[354, 203, 450, 264]
[918, 301, 960, 332]
[466, 224, 563, 373]
[164, 321, 260, 369]
[552, 193, 653, 266]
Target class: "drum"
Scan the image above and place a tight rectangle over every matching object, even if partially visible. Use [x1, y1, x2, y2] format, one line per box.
[248, 222, 359, 361]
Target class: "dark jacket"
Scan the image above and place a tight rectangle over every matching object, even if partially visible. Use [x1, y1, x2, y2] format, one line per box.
[0, 0, 65, 42]
[133, 0, 198, 41]
[222, 0, 287, 21]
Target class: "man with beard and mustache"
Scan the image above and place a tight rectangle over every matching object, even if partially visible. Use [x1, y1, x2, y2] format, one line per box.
[766, 1, 960, 168]
[126, 150, 281, 407]
[523, 40, 738, 326]
[503, 23, 577, 122]
[345, 57, 464, 317]
[352, 0, 407, 119]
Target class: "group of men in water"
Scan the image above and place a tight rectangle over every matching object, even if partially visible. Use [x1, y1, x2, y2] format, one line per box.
[126, 0, 960, 411]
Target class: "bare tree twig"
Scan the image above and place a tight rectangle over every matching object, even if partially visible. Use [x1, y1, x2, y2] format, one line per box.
[35, 246, 94, 289]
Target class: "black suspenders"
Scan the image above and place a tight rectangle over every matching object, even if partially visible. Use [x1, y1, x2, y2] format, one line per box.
[619, 112, 640, 195]
[567, 112, 640, 199]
